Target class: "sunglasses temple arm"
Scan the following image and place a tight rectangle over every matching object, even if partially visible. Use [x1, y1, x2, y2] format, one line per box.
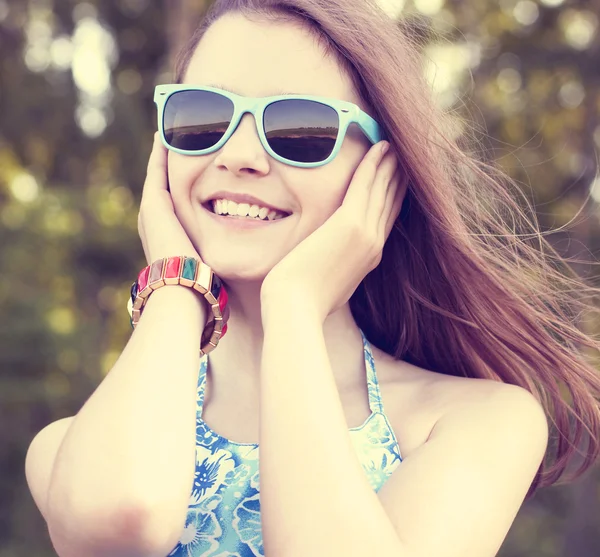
[354, 109, 386, 144]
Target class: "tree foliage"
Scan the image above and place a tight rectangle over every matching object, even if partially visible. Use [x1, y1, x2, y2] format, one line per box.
[1, 0, 599, 555]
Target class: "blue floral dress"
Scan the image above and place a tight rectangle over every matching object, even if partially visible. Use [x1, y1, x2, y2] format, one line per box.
[167, 329, 403, 557]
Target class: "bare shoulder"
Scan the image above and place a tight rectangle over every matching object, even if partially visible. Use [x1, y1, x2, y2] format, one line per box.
[372, 348, 546, 459]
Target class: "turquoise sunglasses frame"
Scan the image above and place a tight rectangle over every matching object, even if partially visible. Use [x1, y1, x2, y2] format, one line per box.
[154, 84, 385, 169]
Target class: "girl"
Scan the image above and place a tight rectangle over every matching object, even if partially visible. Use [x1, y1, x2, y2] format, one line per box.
[27, 1, 600, 556]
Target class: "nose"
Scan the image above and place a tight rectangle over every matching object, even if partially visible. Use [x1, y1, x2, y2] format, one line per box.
[213, 112, 270, 174]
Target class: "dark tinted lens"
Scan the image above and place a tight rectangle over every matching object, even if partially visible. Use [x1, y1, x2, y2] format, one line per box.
[264, 99, 339, 163]
[163, 90, 234, 151]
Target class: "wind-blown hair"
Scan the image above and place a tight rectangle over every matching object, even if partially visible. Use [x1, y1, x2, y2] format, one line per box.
[172, 0, 600, 497]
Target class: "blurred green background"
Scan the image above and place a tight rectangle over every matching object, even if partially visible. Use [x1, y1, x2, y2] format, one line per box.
[1, 0, 600, 555]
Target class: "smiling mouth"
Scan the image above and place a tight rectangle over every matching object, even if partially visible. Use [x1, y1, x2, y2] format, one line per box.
[203, 201, 291, 221]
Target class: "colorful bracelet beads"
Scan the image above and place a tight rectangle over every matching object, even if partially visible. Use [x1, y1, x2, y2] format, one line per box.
[128, 256, 230, 356]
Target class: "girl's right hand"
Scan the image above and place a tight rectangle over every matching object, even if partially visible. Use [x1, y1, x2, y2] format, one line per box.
[138, 132, 201, 265]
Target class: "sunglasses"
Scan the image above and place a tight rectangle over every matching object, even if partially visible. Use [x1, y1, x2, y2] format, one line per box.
[154, 84, 385, 168]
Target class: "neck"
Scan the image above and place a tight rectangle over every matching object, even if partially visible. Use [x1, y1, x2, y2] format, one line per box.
[205, 278, 367, 392]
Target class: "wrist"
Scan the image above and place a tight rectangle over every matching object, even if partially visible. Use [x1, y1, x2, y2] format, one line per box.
[129, 256, 229, 356]
[146, 283, 207, 304]
[143, 286, 208, 322]
[261, 292, 323, 329]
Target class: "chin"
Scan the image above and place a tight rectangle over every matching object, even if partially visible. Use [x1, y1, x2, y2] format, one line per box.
[200, 254, 276, 283]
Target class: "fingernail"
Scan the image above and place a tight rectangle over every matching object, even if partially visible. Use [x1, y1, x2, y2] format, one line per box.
[381, 142, 390, 156]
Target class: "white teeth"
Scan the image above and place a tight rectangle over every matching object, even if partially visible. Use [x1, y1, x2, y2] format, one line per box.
[210, 198, 288, 221]
[227, 200, 238, 215]
[237, 203, 251, 216]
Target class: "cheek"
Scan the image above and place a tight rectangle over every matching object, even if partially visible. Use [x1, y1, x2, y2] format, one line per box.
[296, 164, 352, 225]
[311, 146, 363, 213]
[166, 153, 209, 202]
[166, 154, 212, 235]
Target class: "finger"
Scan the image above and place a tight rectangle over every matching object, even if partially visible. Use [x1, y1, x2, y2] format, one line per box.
[342, 141, 388, 214]
[371, 167, 396, 242]
[367, 150, 398, 228]
[142, 132, 169, 198]
[139, 217, 150, 264]
[381, 167, 408, 242]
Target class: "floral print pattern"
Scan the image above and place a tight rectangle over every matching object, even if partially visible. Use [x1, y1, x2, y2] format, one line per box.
[167, 329, 402, 557]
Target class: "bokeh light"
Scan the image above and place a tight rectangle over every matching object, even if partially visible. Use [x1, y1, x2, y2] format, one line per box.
[50, 36, 74, 70]
[376, 0, 406, 19]
[539, 0, 565, 7]
[424, 42, 475, 107]
[9, 173, 40, 203]
[558, 80, 585, 109]
[513, 1, 539, 26]
[559, 9, 598, 50]
[0, 0, 8, 22]
[414, 0, 445, 16]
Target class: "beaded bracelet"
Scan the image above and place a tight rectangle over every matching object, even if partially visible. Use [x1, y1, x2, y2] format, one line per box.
[127, 256, 230, 356]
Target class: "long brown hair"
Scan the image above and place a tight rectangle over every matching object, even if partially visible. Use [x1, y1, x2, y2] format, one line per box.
[172, 0, 600, 497]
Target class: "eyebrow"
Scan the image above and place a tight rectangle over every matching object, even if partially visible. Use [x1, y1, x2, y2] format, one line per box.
[204, 82, 301, 96]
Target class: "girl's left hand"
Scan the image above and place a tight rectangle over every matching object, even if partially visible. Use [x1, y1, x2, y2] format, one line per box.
[260, 140, 408, 323]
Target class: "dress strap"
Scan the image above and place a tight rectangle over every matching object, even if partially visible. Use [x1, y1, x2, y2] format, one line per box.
[359, 329, 385, 415]
[197, 353, 208, 407]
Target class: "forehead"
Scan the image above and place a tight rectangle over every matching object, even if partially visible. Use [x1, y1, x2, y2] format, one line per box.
[183, 13, 362, 106]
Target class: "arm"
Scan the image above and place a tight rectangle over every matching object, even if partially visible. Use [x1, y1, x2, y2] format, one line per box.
[45, 287, 206, 557]
[26, 417, 73, 523]
[259, 305, 549, 557]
